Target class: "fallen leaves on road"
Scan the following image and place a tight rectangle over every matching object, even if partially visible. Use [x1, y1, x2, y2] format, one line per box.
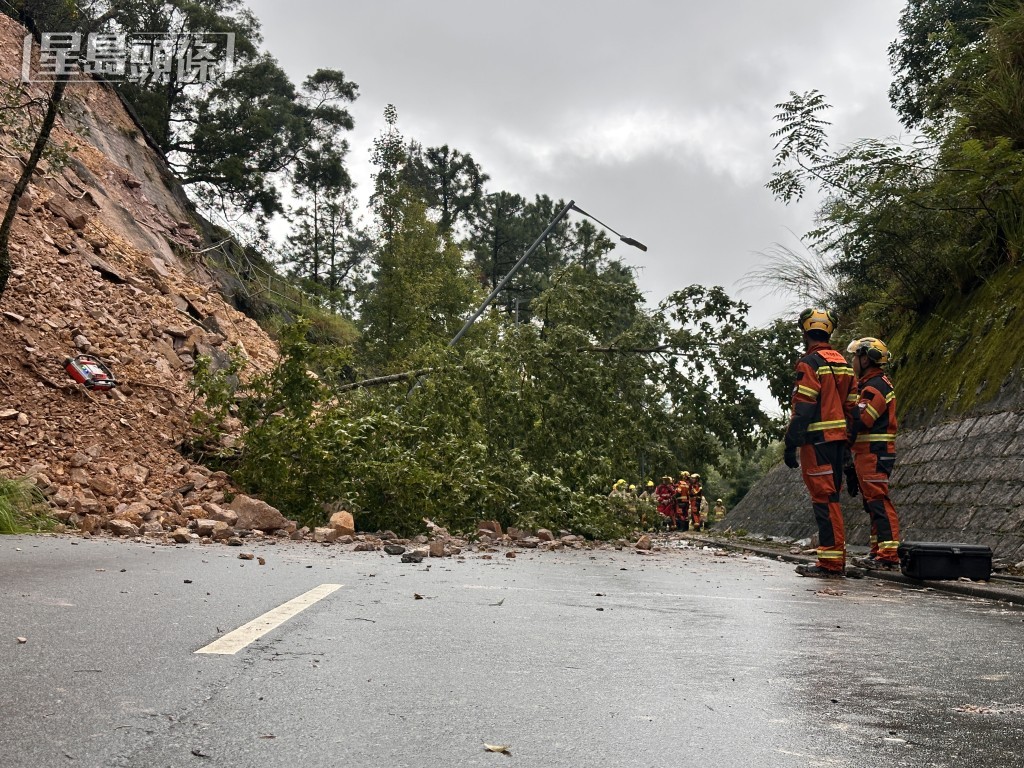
[483, 743, 511, 755]
[955, 704, 1003, 715]
[815, 587, 847, 597]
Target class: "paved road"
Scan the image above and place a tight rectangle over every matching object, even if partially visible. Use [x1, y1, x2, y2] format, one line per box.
[1, 534, 1023, 767]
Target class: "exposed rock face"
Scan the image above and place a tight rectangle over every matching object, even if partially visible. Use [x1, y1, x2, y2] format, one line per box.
[227, 495, 290, 533]
[727, 411, 1024, 561]
[0, 13, 279, 541]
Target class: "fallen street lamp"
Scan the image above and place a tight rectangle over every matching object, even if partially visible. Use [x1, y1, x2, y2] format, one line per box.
[448, 199, 647, 347]
[406, 199, 647, 397]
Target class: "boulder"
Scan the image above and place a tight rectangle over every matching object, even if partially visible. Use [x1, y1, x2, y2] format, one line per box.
[169, 528, 192, 544]
[537, 529, 554, 542]
[428, 540, 445, 558]
[227, 494, 290, 532]
[108, 519, 139, 537]
[477, 520, 503, 537]
[328, 510, 356, 537]
[201, 503, 238, 526]
[636, 534, 653, 551]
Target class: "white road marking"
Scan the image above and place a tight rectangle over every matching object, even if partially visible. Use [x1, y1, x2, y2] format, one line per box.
[195, 583, 343, 655]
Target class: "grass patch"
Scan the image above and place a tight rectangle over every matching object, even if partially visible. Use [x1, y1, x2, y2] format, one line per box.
[0, 477, 55, 534]
[886, 263, 1024, 419]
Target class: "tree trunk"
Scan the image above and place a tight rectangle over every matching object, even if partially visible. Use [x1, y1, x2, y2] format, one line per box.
[0, 74, 69, 302]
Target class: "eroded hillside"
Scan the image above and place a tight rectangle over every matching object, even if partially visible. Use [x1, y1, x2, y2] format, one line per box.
[0, 14, 281, 535]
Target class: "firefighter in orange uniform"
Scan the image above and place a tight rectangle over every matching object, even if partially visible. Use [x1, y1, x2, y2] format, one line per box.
[784, 309, 858, 578]
[688, 473, 703, 531]
[654, 476, 677, 531]
[846, 337, 901, 570]
[675, 472, 691, 531]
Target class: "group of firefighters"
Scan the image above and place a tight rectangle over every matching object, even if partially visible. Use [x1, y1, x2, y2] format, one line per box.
[610, 475, 726, 532]
[784, 308, 901, 579]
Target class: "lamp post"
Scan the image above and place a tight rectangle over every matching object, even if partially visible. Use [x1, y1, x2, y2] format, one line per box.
[448, 199, 647, 347]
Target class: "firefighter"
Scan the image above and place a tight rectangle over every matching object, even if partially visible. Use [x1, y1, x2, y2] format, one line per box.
[609, 479, 629, 499]
[689, 473, 704, 530]
[712, 498, 727, 522]
[654, 476, 678, 530]
[784, 308, 858, 578]
[845, 337, 901, 570]
[638, 480, 657, 528]
[675, 472, 691, 531]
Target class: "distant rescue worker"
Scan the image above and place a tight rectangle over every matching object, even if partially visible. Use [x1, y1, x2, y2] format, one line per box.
[846, 337, 901, 570]
[655, 476, 678, 529]
[609, 479, 629, 499]
[689, 473, 704, 530]
[699, 494, 710, 527]
[784, 308, 858, 578]
[638, 480, 657, 528]
[713, 498, 727, 522]
[675, 472, 692, 531]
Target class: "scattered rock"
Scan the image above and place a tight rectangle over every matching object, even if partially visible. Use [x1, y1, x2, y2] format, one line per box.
[505, 551, 517, 559]
[519, 537, 540, 549]
[636, 535, 653, 551]
[169, 528, 191, 544]
[536, 529, 554, 542]
[401, 550, 426, 563]
[477, 520, 503, 538]
[238, 552, 255, 561]
[314, 527, 339, 544]
[107, 519, 139, 537]
[428, 540, 445, 558]
[384, 544, 406, 556]
[228, 495, 290, 532]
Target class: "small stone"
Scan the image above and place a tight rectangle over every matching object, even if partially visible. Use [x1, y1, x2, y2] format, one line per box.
[314, 527, 339, 543]
[2, 311, 25, 324]
[401, 550, 426, 563]
[88, 475, 120, 497]
[384, 544, 406, 556]
[226, 537, 243, 547]
[636, 535, 653, 551]
[16, 413, 29, 426]
[353, 542, 376, 552]
[519, 537, 540, 549]
[238, 552, 255, 561]
[17, 637, 27, 644]
[257, 557, 266, 566]
[169, 527, 191, 543]
[536, 529, 554, 542]
[505, 551, 517, 559]
[0, 409, 17, 420]
[428, 540, 445, 558]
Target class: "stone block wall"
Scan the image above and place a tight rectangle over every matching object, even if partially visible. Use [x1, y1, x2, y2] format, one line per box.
[725, 410, 1024, 562]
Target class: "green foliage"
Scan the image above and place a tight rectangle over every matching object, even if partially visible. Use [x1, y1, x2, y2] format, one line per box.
[887, 0, 992, 129]
[0, 476, 53, 534]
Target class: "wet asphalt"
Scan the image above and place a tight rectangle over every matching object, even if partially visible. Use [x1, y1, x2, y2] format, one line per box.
[1, 534, 1023, 768]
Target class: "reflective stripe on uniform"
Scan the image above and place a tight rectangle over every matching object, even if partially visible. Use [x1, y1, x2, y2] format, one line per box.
[864, 403, 880, 420]
[847, 393, 859, 402]
[816, 365, 854, 377]
[855, 434, 896, 442]
[808, 419, 846, 431]
[797, 385, 818, 398]
[878, 540, 900, 552]
[885, 392, 895, 403]
[817, 549, 845, 559]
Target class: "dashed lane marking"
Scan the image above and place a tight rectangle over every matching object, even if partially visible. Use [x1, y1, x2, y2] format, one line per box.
[195, 583, 343, 655]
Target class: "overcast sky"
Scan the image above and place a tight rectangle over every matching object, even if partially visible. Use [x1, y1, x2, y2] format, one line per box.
[245, 0, 906, 325]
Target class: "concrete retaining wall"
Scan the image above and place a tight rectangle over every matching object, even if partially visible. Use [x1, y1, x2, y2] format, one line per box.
[724, 410, 1024, 563]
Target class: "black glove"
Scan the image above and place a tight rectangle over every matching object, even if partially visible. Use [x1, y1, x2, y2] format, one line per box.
[845, 464, 859, 498]
[783, 447, 799, 469]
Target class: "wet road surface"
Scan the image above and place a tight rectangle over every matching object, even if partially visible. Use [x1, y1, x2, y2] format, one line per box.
[1, 535, 1022, 767]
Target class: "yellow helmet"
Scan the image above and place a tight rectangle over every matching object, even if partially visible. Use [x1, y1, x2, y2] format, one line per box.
[798, 308, 836, 336]
[692, 474, 701, 480]
[646, 481, 655, 487]
[846, 337, 890, 365]
[681, 471, 691, 478]
[716, 498, 723, 503]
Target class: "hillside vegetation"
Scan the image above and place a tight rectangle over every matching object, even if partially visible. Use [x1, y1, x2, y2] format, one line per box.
[765, 0, 1024, 423]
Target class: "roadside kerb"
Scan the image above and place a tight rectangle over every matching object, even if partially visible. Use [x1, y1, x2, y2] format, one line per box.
[683, 534, 1024, 608]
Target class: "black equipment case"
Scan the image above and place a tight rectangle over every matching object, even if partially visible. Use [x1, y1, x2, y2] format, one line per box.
[897, 541, 993, 581]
